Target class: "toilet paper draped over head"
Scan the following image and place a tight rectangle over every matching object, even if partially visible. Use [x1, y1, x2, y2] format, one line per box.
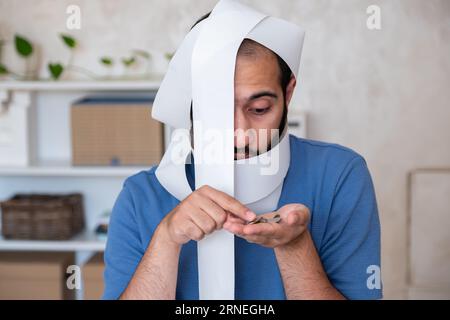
[151, 0, 305, 300]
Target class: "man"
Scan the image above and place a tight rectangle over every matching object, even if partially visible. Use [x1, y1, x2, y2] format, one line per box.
[103, 10, 382, 300]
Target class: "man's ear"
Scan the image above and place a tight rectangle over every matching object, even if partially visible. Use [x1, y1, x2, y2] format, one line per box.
[285, 75, 297, 108]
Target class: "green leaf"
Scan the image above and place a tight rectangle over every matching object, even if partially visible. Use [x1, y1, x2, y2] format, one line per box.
[100, 56, 113, 66]
[164, 52, 174, 61]
[132, 49, 151, 60]
[0, 64, 8, 75]
[15, 35, 33, 57]
[60, 34, 77, 49]
[122, 56, 136, 67]
[48, 63, 64, 80]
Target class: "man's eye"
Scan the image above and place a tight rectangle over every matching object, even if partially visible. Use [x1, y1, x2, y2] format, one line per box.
[250, 107, 270, 115]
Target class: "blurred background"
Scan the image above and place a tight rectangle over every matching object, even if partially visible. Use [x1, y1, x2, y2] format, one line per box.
[0, 0, 449, 299]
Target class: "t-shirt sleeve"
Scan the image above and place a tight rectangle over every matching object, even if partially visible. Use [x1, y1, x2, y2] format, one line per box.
[102, 181, 144, 299]
[319, 155, 383, 300]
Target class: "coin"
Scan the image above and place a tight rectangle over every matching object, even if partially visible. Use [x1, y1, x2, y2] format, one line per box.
[247, 214, 281, 225]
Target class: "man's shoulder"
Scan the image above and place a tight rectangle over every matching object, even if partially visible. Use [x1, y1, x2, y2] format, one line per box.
[119, 166, 176, 216]
[289, 134, 366, 167]
[122, 165, 159, 191]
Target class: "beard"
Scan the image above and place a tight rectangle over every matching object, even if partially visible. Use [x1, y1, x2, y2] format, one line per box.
[234, 103, 287, 160]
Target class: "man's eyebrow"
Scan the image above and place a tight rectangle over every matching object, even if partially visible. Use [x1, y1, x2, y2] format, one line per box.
[248, 91, 278, 101]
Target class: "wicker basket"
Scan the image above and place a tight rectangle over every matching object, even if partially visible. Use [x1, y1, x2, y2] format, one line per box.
[0, 193, 85, 240]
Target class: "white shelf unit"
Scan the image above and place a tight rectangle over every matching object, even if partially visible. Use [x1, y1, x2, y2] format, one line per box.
[0, 230, 105, 252]
[0, 160, 149, 177]
[0, 79, 163, 92]
[0, 80, 162, 299]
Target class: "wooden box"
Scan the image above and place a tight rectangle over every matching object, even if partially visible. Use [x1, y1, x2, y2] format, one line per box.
[71, 96, 163, 166]
[82, 253, 105, 300]
[0, 252, 75, 300]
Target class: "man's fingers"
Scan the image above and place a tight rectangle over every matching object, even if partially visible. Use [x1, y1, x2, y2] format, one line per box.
[243, 221, 282, 238]
[182, 221, 205, 241]
[278, 204, 310, 225]
[223, 221, 245, 236]
[288, 211, 299, 225]
[225, 212, 246, 224]
[224, 220, 281, 238]
[198, 185, 256, 222]
[189, 208, 218, 235]
[197, 197, 228, 229]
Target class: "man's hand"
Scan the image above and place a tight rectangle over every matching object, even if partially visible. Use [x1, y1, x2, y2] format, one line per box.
[158, 185, 257, 246]
[223, 203, 310, 248]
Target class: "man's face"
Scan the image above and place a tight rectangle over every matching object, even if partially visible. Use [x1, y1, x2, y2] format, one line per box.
[234, 51, 295, 160]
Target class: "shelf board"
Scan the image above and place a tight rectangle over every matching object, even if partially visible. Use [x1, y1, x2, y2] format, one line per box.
[0, 78, 162, 91]
[0, 160, 152, 177]
[0, 230, 106, 252]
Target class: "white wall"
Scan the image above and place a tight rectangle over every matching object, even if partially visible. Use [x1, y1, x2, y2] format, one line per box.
[1, 0, 449, 299]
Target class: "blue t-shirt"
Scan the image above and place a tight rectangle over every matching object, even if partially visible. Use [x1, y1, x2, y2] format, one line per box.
[103, 135, 382, 300]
